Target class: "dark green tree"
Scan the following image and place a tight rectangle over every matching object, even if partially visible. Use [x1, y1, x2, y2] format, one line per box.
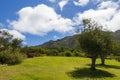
[78, 19, 114, 70]
[11, 38, 23, 51]
[0, 30, 13, 51]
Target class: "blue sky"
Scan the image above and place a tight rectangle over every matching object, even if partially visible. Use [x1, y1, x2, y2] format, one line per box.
[0, 0, 120, 46]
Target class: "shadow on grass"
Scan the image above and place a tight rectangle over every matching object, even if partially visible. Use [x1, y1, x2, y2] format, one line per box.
[96, 64, 120, 69]
[86, 64, 120, 69]
[67, 68, 115, 79]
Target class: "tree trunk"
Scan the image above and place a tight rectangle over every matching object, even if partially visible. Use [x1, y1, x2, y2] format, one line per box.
[91, 55, 97, 70]
[100, 54, 105, 65]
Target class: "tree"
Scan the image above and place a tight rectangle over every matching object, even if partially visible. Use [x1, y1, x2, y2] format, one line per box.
[0, 30, 23, 51]
[77, 19, 114, 70]
[11, 38, 23, 51]
[0, 30, 13, 51]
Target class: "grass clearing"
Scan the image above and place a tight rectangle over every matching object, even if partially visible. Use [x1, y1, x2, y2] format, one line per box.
[0, 57, 120, 80]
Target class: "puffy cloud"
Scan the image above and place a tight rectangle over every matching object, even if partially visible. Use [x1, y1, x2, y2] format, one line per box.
[74, 8, 116, 25]
[73, 0, 89, 6]
[8, 30, 26, 40]
[106, 10, 120, 31]
[59, 0, 68, 11]
[0, 29, 25, 40]
[74, 1, 120, 31]
[9, 4, 74, 36]
[98, 1, 119, 9]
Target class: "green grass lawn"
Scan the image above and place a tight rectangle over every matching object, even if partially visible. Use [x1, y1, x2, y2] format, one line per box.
[0, 57, 120, 80]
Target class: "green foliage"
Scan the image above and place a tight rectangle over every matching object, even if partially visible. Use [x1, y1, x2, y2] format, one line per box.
[64, 51, 73, 57]
[11, 38, 23, 49]
[74, 51, 85, 57]
[0, 47, 26, 65]
[22, 46, 84, 57]
[22, 46, 47, 57]
[0, 30, 25, 65]
[77, 19, 116, 70]
[79, 19, 115, 57]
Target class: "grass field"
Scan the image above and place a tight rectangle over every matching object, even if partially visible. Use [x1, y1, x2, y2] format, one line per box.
[0, 57, 120, 80]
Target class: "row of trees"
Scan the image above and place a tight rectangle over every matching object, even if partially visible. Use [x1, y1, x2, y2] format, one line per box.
[22, 46, 84, 57]
[77, 19, 120, 70]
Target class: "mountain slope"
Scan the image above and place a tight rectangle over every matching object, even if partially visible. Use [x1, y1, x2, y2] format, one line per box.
[39, 35, 80, 49]
[114, 30, 120, 42]
[39, 30, 120, 49]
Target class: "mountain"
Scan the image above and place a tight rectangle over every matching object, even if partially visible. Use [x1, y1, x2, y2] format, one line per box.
[114, 30, 120, 42]
[39, 35, 80, 49]
[39, 30, 120, 49]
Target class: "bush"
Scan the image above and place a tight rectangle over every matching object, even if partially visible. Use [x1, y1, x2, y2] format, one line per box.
[64, 51, 73, 57]
[27, 53, 35, 58]
[0, 49, 26, 65]
[74, 52, 85, 57]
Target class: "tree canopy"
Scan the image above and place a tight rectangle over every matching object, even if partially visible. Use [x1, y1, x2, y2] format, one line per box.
[78, 19, 115, 70]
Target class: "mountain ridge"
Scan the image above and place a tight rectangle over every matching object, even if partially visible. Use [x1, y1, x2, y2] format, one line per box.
[38, 30, 120, 49]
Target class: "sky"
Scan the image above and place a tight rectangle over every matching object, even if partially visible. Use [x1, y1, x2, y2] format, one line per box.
[0, 0, 120, 46]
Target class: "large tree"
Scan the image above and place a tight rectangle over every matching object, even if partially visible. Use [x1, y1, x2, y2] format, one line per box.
[0, 30, 22, 51]
[78, 19, 114, 70]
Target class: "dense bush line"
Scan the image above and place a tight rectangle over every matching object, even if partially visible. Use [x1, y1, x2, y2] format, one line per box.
[22, 46, 85, 57]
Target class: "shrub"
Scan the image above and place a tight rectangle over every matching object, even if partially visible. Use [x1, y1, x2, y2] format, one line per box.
[64, 51, 73, 57]
[74, 52, 85, 57]
[0, 48, 26, 65]
[27, 53, 35, 58]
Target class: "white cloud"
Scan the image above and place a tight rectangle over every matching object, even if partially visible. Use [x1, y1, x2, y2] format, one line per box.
[59, 0, 68, 11]
[9, 30, 26, 40]
[73, 0, 89, 6]
[9, 4, 74, 36]
[106, 10, 120, 31]
[0, 29, 25, 40]
[98, 1, 119, 9]
[74, 8, 116, 25]
[49, 0, 56, 3]
[74, 1, 120, 31]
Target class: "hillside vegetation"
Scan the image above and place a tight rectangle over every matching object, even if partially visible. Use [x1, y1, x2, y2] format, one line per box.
[0, 57, 120, 80]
